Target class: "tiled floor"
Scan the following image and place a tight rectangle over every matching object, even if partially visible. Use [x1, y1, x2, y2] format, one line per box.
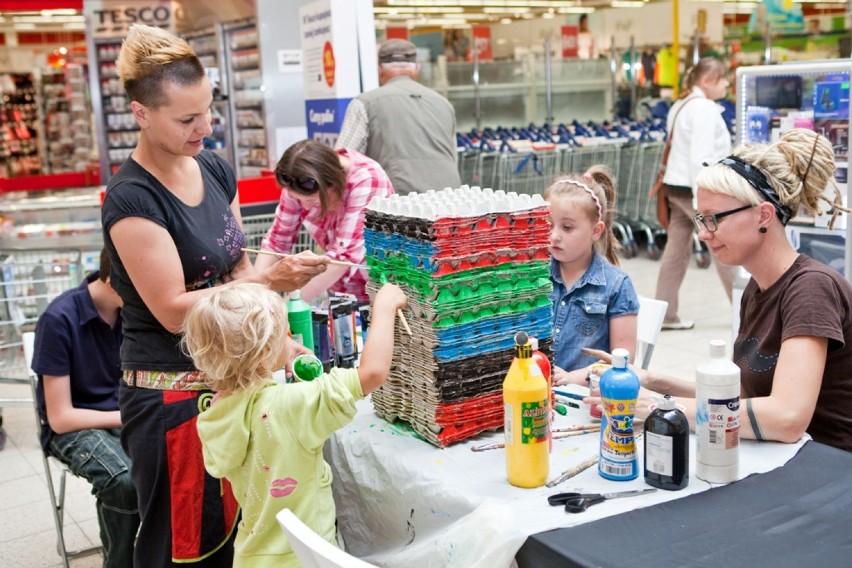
[0, 252, 734, 567]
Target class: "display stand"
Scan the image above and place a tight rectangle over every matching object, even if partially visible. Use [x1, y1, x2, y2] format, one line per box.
[0, 73, 41, 178]
[223, 19, 268, 179]
[91, 38, 138, 181]
[736, 61, 851, 281]
[185, 26, 235, 169]
[39, 63, 94, 175]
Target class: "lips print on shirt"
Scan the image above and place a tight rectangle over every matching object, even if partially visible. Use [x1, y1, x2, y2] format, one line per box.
[733, 336, 778, 373]
[270, 478, 298, 498]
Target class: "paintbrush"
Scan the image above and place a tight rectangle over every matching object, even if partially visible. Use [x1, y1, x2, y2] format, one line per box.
[241, 247, 366, 269]
[471, 428, 599, 452]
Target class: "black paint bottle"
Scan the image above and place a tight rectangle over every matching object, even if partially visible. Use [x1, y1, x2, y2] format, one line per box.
[644, 395, 689, 490]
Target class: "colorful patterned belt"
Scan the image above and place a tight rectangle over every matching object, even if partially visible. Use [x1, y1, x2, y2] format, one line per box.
[123, 369, 211, 391]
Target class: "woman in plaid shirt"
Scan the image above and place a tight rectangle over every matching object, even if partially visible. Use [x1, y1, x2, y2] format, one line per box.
[256, 140, 394, 303]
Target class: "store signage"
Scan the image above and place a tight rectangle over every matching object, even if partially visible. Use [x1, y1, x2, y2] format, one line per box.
[386, 27, 409, 40]
[561, 25, 578, 58]
[472, 26, 492, 61]
[300, 0, 368, 146]
[85, 1, 178, 37]
[747, 0, 805, 35]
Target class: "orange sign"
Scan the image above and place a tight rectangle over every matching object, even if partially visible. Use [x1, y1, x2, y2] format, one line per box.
[472, 26, 492, 61]
[561, 26, 579, 58]
[386, 27, 409, 40]
[323, 41, 335, 88]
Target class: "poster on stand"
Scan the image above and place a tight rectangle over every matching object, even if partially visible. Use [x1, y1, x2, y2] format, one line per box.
[472, 26, 492, 61]
[300, 0, 370, 146]
[561, 25, 579, 58]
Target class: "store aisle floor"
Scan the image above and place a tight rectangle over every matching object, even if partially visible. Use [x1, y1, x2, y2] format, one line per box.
[0, 252, 733, 567]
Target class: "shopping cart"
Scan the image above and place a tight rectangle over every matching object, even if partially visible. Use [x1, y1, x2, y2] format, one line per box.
[560, 143, 622, 179]
[0, 248, 87, 443]
[613, 142, 641, 258]
[241, 214, 317, 254]
[625, 141, 668, 260]
[491, 148, 561, 195]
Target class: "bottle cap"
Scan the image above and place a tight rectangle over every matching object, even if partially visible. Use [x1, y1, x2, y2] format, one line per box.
[653, 394, 676, 411]
[709, 339, 726, 358]
[290, 289, 302, 301]
[611, 347, 629, 369]
[514, 331, 529, 346]
[529, 336, 539, 351]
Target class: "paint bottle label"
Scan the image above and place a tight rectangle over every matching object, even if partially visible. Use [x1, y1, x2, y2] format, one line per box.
[598, 348, 639, 481]
[705, 397, 740, 449]
[644, 396, 689, 490]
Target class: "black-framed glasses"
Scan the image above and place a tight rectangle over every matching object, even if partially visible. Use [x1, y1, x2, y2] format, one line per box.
[278, 173, 319, 193]
[692, 204, 753, 233]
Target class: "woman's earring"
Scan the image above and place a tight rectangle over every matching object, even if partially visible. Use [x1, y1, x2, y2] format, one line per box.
[759, 226, 767, 234]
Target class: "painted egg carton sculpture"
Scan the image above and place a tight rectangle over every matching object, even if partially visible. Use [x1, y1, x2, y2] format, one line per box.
[364, 186, 553, 447]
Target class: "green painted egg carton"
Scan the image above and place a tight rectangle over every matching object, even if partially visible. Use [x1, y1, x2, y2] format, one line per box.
[366, 279, 552, 330]
[367, 254, 551, 300]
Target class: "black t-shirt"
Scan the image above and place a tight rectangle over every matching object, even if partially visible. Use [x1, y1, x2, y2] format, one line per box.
[102, 150, 245, 371]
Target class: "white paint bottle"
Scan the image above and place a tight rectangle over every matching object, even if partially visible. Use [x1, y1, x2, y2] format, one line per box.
[695, 339, 740, 484]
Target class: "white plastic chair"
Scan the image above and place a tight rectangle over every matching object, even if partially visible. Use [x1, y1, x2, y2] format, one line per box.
[23, 331, 103, 567]
[636, 297, 668, 370]
[276, 508, 377, 568]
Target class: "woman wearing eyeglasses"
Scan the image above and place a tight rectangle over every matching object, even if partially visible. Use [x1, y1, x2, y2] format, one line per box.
[256, 139, 395, 303]
[633, 129, 852, 452]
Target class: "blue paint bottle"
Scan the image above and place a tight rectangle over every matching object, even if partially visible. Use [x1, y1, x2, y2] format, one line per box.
[598, 348, 640, 481]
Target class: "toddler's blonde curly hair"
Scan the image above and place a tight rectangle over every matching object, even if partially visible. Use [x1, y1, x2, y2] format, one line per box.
[183, 284, 290, 393]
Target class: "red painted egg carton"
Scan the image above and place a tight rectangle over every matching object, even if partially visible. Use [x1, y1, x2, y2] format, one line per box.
[430, 248, 550, 277]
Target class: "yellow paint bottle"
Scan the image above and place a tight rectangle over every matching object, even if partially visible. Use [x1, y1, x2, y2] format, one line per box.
[503, 331, 550, 488]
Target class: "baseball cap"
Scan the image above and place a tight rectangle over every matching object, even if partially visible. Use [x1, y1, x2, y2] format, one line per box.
[378, 39, 417, 63]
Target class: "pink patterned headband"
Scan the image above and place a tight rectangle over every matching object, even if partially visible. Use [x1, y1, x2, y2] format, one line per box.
[555, 178, 602, 221]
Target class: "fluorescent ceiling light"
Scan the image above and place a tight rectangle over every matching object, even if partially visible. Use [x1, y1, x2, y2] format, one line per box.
[558, 7, 596, 13]
[42, 9, 79, 16]
[374, 6, 464, 13]
[388, 1, 583, 6]
[611, 1, 645, 7]
[12, 15, 85, 23]
[483, 6, 531, 13]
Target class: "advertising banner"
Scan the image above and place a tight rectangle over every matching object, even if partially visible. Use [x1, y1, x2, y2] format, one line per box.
[472, 25, 492, 61]
[748, 0, 805, 35]
[300, 0, 362, 145]
[561, 25, 579, 58]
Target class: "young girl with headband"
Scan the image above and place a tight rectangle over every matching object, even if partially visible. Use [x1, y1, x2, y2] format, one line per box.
[632, 128, 852, 452]
[545, 166, 639, 386]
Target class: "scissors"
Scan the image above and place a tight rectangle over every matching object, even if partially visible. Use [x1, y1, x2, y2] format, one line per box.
[547, 488, 657, 513]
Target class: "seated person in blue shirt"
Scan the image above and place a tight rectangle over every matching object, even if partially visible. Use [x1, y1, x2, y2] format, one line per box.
[32, 249, 139, 567]
[545, 166, 639, 385]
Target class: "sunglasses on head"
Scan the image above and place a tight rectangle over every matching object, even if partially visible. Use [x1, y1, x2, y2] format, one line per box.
[279, 173, 319, 193]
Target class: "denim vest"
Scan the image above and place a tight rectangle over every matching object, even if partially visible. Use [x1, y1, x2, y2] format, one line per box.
[549, 253, 640, 371]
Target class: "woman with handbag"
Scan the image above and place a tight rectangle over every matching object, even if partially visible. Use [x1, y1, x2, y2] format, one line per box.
[654, 57, 734, 330]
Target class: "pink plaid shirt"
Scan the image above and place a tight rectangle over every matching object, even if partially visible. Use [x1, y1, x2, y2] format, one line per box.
[261, 148, 394, 302]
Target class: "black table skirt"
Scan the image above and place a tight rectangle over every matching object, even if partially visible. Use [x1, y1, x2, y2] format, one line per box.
[517, 441, 852, 567]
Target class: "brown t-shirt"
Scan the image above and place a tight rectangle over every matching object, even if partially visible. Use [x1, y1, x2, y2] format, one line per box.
[734, 254, 852, 452]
